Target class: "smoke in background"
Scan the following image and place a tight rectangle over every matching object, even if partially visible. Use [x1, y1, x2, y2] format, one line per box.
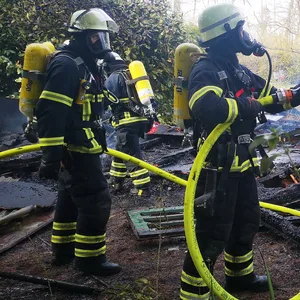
[0, 97, 26, 135]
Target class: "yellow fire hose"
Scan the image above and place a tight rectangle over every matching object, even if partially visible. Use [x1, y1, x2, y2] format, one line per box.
[0, 144, 187, 187]
[0, 143, 300, 218]
[1, 140, 300, 299]
[184, 119, 300, 299]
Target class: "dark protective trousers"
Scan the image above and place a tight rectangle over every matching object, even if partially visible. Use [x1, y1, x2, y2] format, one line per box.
[110, 124, 150, 190]
[180, 171, 260, 298]
[51, 151, 111, 263]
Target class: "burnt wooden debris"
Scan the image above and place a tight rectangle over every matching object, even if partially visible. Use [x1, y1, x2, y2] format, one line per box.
[0, 271, 104, 294]
[261, 208, 300, 245]
[1, 128, 300, 245]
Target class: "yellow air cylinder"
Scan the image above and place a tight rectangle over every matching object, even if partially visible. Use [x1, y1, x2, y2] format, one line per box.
[42, 41, 55, 53]
[173, 43, 202, 130]
[128, 61, 154, 107]
[19, 42, 55, 120]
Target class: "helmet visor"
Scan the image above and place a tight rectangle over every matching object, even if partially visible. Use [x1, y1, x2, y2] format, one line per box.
[87, 31, 111, 55]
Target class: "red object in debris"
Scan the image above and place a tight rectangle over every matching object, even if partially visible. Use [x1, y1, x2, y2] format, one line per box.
[147, 122, 160, 134]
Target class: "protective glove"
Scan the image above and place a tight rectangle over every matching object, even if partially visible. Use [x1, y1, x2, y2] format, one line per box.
[38, 159, 61, 180]
[236, 97, 264, 120]
[290, 87, 300, 106]
[261, 88, 300, 109]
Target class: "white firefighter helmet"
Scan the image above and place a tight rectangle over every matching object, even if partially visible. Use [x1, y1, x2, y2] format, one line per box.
[68, 8, 119, 33]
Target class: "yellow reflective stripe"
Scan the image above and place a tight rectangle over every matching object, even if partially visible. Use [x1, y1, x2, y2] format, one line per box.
[225, 262, 254, 277]
[120, 97, 130, 102]
[225, 98, 238, 123]
[91, 138, 99, 148]
[91, 94, 104, 103]
[82, 100, 91, 121]
[40, 90, 73, 107]
[218, 157, 259, 173]
[181, 271, 207, 287]
[124, 111, 131, 118]
[53, 222, 77, 231]
[67, 144, 103, 154]
[117, 117, 148, 126]
[224, 250, 253, 263]
[75, 233, 106, 244]
[259, 84, 273, 98]
[39, 136, 65, 146]
[233, 158, 259, 172]
[180, 289, 210, 300]
[231, 155, 239, 168]
[189, 85, 223, 110]
[112, 161, 127, 168]
[110, 170, 127, 177]
[75, 245, 106, 258]
[130, 168, 149, 178]
[84, 94, 94, 101]
[83, 128, 94, 140]
[106, 93, 116, 102]
[51, 235, 75, 244]
[133, 177, 151, 185]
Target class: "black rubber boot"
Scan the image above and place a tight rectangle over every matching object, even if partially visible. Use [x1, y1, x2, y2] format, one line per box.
[225, 275, 269, 293]
[52, 244, 74, 266]
[75, 257, 121, 276]
[52, 254, 74, 266]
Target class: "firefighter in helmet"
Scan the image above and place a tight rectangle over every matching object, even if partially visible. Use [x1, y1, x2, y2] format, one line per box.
[103, 52, 152, 197]
[180, 3, 300, 298]
[36, 8, 121, 276]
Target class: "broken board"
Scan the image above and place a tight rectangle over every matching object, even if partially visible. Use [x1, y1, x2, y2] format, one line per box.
[0, 208, 54, 254]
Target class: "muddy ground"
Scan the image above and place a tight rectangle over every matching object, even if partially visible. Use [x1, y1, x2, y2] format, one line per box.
[0, 137, 300, 300]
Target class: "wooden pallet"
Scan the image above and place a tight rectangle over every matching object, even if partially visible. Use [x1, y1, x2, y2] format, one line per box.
[126, 206, 185, 240]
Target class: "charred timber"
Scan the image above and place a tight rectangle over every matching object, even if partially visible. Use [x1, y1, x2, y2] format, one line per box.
[260, 208, 300, 245]
[0, 271, 104, 294]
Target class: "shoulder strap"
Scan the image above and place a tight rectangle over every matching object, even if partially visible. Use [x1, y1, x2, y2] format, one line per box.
[201, 57, 234, 98]
[53, 50, 85, 71]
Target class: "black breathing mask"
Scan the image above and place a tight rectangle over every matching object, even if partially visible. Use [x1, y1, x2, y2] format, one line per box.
[236, 25, 265, 57]
[86, 31, 112, 58]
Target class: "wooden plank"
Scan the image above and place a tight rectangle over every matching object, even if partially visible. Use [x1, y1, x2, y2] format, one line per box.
[0, 208, 54, 254]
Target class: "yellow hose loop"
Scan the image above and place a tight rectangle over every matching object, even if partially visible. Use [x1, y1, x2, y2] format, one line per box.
[0, 144, 41, 160]
[1, 142, 300, 299]
[184, 123, 300, 300]
[0, 144, 187, 187]
[106, 148, 187, 187]
[260, 201, 300, 218]
[290, 293, 300, 300]
[184, 123, 238, 300]
[2, 144, 300, 218]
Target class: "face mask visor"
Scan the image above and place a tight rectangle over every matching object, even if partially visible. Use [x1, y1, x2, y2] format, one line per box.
[237, 24, 265, 56]
[86, 31, 111, 57]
